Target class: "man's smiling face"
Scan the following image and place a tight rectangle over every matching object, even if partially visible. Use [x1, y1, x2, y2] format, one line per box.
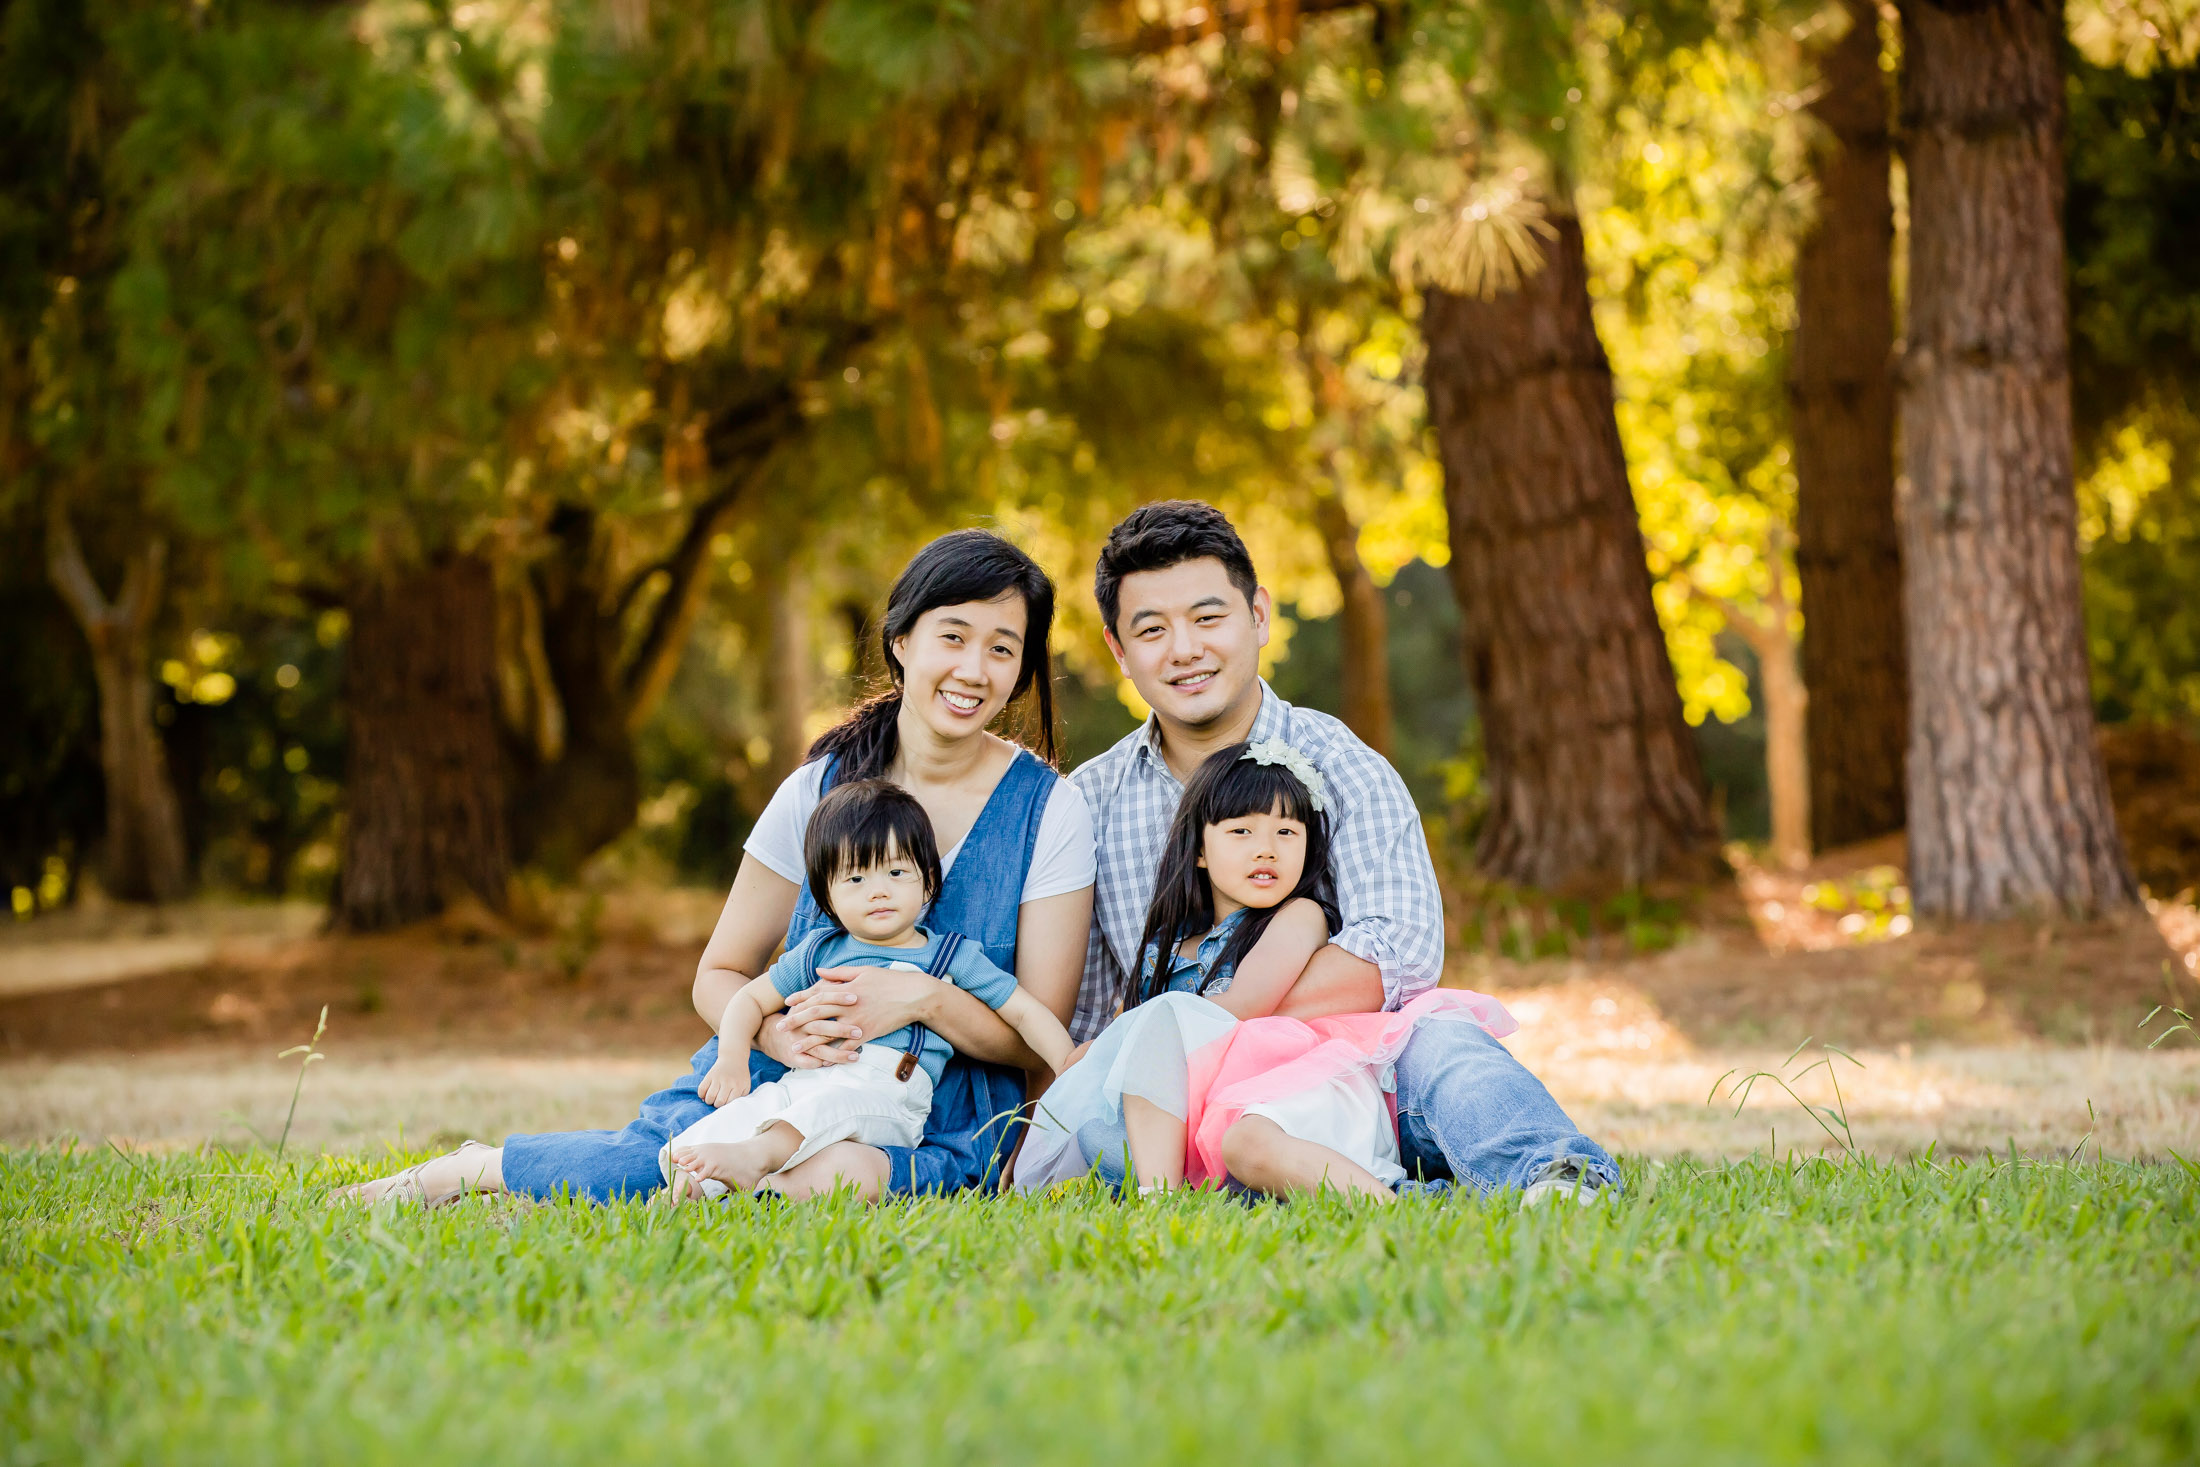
[1105, 556, 1271, 731]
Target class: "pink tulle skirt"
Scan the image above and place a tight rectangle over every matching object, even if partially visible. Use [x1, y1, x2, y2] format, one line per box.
[1182, 988, 1517, 1185]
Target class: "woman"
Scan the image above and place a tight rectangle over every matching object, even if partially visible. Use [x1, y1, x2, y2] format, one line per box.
[338, 530, 1095, 1206]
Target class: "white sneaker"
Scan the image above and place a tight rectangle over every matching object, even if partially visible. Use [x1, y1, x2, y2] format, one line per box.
[1520, 1162, 1608, 1209]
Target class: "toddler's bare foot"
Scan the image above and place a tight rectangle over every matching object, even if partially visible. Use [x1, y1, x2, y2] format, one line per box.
[660, 1168, 714, 1205]
[669, 1138, 784, 1195]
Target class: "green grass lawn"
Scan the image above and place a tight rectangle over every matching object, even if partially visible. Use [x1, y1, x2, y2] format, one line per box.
[4, 1148, 2196, 1465]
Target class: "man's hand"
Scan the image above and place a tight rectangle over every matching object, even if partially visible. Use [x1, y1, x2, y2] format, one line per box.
[697, 1054, 752, 1107]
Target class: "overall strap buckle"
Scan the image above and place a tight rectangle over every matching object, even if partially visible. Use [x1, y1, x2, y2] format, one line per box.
[896, 932, 964, 1083]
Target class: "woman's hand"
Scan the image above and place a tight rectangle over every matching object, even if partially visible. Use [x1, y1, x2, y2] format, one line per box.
[754, 1007, 861, 1070]
[781, 965, 937, 1049]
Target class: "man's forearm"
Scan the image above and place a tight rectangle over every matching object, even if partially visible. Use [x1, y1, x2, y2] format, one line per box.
[1273, 944, 1384, 1020]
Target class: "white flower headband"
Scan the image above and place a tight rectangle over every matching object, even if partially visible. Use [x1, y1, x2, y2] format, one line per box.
[1240, 739, 1328, 813]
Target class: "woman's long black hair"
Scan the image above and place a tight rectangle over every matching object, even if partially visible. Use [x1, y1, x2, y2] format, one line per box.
[806, 529, 1059, 779]
[1131, 743, 1341, 1007]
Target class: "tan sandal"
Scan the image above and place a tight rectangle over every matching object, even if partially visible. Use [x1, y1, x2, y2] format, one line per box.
[331, 1140, 493, 1209]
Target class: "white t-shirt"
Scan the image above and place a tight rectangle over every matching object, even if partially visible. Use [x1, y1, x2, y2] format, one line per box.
[742, 756, 1096, 906]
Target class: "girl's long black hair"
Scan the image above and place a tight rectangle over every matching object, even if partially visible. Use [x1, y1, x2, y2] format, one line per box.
[1131, 742, 1341, 1007]
[806, 529, 1059, 779]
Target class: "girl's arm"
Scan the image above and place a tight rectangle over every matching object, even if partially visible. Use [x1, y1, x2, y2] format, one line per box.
[699, 976, 790, 1107]
[996, 987, 1077, 1074]
[1211, 899, 1334, 1021]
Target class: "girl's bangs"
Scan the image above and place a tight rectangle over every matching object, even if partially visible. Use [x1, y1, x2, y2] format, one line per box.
[1192, 758, 1321, 827]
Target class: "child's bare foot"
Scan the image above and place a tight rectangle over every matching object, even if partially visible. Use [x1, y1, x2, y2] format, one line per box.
[660, 1167, 714, 1205]
[669, 1134, 794, 1195]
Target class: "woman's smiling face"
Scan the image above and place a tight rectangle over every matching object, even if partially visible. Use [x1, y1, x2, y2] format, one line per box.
[891, 592, 1029, 744]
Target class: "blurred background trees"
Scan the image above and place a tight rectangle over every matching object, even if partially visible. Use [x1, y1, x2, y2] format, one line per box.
[3, 0, 2196, 936]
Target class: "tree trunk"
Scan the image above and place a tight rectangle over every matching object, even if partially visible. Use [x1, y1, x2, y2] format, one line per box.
[504, 508, 643, 878]
[1422, 215, 1722, 892]
[336, 555, 511, 930]
[1896, 0, 2136, 918]
[1310, 483, 1394, 757]
[768, 561, 813, 782]
[1723, 602, 1811, 871]
[1759, 628, 1811, 871]
[45, 510, 190, 903]
[497, 388, 794, 873]
[1694, 557, 1812, 871]
[1792, 0, 1907, 851]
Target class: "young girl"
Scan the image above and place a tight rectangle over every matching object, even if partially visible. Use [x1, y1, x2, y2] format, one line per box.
[1011, 741, 1514, 1199]
[663, 777, 1075, 1200]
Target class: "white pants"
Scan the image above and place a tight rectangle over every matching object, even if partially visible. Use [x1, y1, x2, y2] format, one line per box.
[659, 1044, 934, 1200]
[1242, 1067, 1405, 1188]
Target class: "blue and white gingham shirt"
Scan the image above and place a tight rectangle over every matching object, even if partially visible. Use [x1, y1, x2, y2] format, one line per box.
[1068, 682, 1446, 1041]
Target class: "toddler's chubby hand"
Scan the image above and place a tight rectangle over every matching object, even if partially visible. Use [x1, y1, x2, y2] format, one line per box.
[697, 1056, 750, 1108]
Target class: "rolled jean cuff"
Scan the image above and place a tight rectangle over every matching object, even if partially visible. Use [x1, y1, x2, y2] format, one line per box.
[1531, 1152, 1622, 1194]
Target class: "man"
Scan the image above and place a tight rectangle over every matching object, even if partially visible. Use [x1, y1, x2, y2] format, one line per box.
[1069, 501, 1617, 1202]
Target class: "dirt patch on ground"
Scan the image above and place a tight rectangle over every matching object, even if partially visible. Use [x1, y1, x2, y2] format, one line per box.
[0, 927, 713, 1060]
[4, 862, 2197, 1162]
[1463, 907, 2199, 1054]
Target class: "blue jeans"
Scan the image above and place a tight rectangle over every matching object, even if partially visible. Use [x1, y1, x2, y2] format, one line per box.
[1393, 1021, 1619, 1194]
[501, 1037, 1024, 1203]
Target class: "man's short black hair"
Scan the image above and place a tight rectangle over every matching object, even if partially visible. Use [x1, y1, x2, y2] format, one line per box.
[1094, 500, 1261, 636]
[803, 778, 943, 924]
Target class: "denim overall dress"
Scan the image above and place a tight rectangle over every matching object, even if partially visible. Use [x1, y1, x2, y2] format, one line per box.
[501, 748, 1055, 1202]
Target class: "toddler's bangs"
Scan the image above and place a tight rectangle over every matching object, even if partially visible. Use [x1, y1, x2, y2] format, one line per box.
[802, 777, 943, 917]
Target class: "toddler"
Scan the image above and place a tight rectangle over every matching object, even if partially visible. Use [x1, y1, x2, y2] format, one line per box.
[662, 777, 1074, 1199]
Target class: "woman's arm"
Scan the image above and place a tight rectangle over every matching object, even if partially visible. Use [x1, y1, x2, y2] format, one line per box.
[698, 976, 789, 1106]
[1211, 900, 1335, 1021]
[781, 885, 1095, 1068]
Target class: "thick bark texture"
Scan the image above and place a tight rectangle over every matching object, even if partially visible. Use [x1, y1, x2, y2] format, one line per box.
[1792, 0, 1907, 850]
[1422, 216, 1722, 891]
[1897, 0, 2135, 917]
[45, 508, 190, 903]
[336, 555, 511, 930]
[1310, 483, 1394, 757]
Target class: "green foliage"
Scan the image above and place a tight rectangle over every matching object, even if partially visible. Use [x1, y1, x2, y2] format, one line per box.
[1445, 877, 1688, 959]
[106, 0, 552, 573]
[4, 1146, 2196, 1462]
[1798, 864, 1913, 940]
[2067, 50, 2200, 725]
[1583, 23, 1807, 729]
[161, 611, 349, 896]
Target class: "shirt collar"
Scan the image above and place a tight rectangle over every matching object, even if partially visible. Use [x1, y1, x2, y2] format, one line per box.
[1134, 680, 1288, 780]
[1144, 907, 1251, 989]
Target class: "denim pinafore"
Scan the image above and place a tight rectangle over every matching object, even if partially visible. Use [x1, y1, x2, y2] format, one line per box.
[501, 747, 1056, 1202]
